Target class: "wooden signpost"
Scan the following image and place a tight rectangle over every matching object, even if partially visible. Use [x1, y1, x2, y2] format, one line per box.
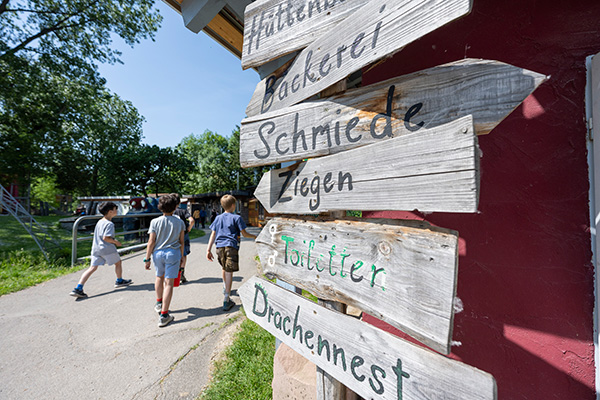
[256, 217, 459, 354]
[245, 0, 473, 116]
[254, 115, 479, 214]
[240, 59, 547, 167]
[242, 0, 370, 69]
[240, 276, 497, 400]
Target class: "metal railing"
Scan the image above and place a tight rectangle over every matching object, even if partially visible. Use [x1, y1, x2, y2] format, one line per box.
[71, 213, 162, 266]
[1, 184, 62, 261]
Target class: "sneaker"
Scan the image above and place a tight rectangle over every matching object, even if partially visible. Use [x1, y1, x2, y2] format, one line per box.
[69, 288, 87, 298]
[180, 272, 188, 284]
[154, 301, 162, 314]
[159, 314, 174, 327]
[115, 279, 133, 288]
[223, 299, 236, 311]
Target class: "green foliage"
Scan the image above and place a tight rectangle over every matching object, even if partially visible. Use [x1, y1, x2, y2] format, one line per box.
[179, 127, 275, 194]
[201, 316, 275, 400]
[0, 249, 85, 296]
[31, 176, 60, 207]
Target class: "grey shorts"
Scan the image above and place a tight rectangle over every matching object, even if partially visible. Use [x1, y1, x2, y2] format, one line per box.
[91, 252, 121, 267]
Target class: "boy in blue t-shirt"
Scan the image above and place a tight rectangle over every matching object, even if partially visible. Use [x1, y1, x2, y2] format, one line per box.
[206, 195, 256, 311]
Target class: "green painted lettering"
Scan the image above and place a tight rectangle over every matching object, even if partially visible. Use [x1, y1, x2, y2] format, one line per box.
[317, 335, 330, 361]
[351, 356, 365, 382]
[369, 364, 386, 395]
[333, 345, 347, 371]
[252, 283, 268, 317]
[392, 358, 410, 400]
[283, 316, 291, 335]
[328, 245, 337, 276]
[305, 330, 315, 349]
[281, 235, 295, 264]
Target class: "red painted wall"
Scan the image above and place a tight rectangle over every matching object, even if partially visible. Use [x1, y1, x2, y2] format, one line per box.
[361, 0, 600, 398]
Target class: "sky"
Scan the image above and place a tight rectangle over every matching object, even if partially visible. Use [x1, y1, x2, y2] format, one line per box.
[97, 1, 260, 148]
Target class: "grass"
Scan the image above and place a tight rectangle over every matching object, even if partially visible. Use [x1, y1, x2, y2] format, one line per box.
[200, 311, 276, 400]
[0, 214, 205, 296]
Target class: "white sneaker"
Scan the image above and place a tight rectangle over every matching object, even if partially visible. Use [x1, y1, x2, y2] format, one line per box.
[159, 314, 174, 327]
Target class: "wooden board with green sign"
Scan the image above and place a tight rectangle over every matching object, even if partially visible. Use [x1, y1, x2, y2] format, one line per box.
[256, 217, 459, 354]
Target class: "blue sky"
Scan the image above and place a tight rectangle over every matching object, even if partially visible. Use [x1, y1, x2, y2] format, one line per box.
[97, 1, 259, 148]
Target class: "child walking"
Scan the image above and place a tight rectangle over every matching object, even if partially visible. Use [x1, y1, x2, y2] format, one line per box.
[69, 202, 132, 298]
[206, 195, 256, 311]
[144, 194, 185, 327]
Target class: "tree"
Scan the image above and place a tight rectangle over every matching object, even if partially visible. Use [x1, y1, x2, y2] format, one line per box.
[177, 128, 276, 194]
[104, 144, 193, 197]
[0, 0, 162, 193]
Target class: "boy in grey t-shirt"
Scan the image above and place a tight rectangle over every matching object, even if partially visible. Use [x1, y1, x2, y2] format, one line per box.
[144, 194, 185, 327]
[69, 202, 133, 298]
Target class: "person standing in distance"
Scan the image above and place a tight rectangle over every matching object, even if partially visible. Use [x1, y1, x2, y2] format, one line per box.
[206, 195, 256, 311]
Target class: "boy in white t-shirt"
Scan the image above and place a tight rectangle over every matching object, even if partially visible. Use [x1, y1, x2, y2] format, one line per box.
[69, 202, 132, 298]
[144, 194, 185, 327]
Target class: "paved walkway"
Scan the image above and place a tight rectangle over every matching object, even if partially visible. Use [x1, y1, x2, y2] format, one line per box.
[0, 227, 261, 400]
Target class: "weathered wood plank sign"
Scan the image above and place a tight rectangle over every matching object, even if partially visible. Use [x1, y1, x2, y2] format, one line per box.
[241, 58, 547, 167]
[240, 276, 497, 400]
[245, 0, 473, 117]
[242, 0, 370, 69]
[256, 217, 459, 354]
[254, 115, 479, 214]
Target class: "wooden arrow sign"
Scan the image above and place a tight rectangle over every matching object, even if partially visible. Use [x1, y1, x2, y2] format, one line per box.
[253, 115, 479, 214]
[245, 0, 473, 117]
[256, 217, 459, 354]
[241, 58, 547, 167]
[242, 0, 370, 69]
[240, 276, 497, 400]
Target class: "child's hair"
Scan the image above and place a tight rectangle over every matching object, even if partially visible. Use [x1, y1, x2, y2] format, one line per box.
[220, 194, 236, 210]
[158, 194, 179, 213]
[171, 193, 181, 204]
[98, 201, 118, 216]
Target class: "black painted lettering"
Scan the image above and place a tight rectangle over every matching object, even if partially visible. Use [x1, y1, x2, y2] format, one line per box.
[308, 0, 321, 17]
[286, 0, 295, 27]
[345, 117, 361, 142]
[319, 53, 332, 77]
[303, 50, 316, 87]
[300, 177, 309, 196]
[292, 113, 307, 152]
[275, 132, 289, 155]
[351, 32, 366, 59]
[277, 170, 294, 204]
[312, 124, 332, 149]
[350, 261, 364, 282]
[309, 175, 321, 211]
[338, 171, 353, 191]
[254, 121, 273, 159]
[370, 85, 395, 139]
[278, 80, 289, 101]
[268, 306, 275, 323]
[262, 75, 277, 113]
[296, 4, 306, 21]
[291, 74, 301, 93]
[276, 3, 286, 31]
[323, 172, 334, 193]
[324, 0, 336, 9]
[404, 102, 424, 132]
[372, 21, 383, 49]
[336, 44, 347, 68]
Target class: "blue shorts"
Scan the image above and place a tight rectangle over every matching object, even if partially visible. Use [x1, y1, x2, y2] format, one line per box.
[153, 248, 181, 279]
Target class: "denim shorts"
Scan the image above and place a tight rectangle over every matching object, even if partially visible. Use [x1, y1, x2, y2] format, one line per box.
[153, 248, 181, 279]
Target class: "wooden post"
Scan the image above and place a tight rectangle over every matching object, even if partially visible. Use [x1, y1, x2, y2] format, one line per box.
[316, 300, 347, 400]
